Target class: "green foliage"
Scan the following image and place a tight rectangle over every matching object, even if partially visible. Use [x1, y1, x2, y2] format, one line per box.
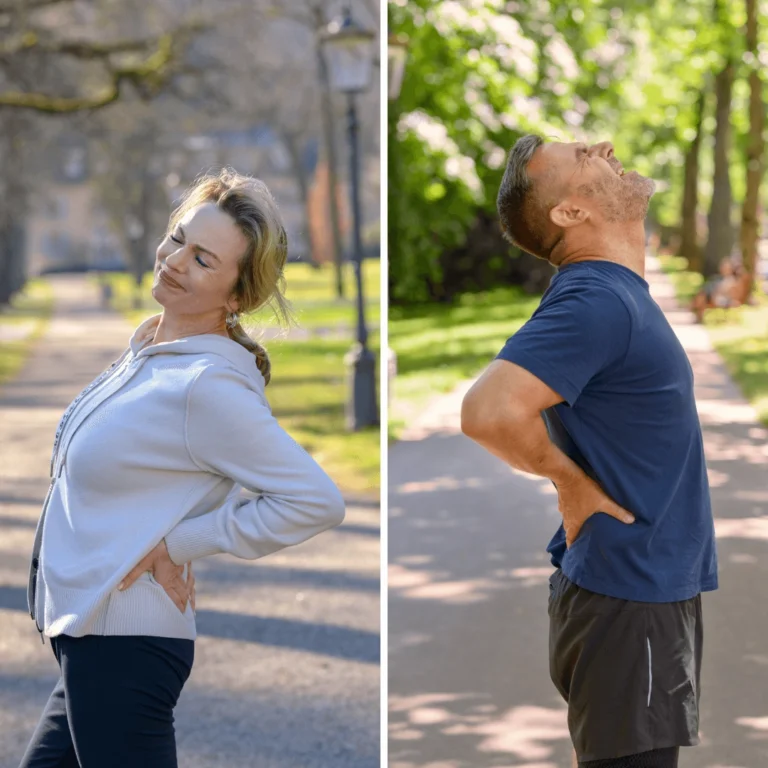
[388, 284, 541, 437]
[389, 0, 766, 303]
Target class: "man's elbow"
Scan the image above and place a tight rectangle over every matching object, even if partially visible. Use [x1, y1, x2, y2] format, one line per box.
[461, 392, 492, 441]
[461, 392, 525, 443]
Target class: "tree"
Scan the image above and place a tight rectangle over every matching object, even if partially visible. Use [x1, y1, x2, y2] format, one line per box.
[679, 90, 707, 272]
[0, 2, 207, 113]
[0, 0, 216, 305]
[388, 0, 760, 303]
[263, 0, 379, 298]
[703, 46, 735, 277]
[739, 0, 765, 293]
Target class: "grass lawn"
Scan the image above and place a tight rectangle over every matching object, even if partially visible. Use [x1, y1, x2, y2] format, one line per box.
[0, 278, 54, 387]
[389, 287, 542, 439]
[95, 262, 381, 495]
[94, 261, 380, 332]
[660, 254, 768, 425]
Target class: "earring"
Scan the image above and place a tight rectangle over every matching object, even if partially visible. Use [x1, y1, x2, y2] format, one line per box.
[225, 311, 239, 329]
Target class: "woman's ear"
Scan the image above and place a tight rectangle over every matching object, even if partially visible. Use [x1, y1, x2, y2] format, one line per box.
[226, 296, 240, 314]
[550, 200, 589, 229]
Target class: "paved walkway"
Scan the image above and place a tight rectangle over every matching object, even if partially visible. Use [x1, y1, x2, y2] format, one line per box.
[389, 255, 768, 768]
[0, 275, 379, 768]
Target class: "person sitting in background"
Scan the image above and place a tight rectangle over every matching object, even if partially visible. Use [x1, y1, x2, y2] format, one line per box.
[691, 258, 751, 322]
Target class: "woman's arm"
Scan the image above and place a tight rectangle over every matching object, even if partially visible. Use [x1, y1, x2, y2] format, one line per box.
[163, 366, 346, 565]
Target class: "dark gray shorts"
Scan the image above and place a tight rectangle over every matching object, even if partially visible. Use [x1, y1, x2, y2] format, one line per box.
[548, 568, 702, 762]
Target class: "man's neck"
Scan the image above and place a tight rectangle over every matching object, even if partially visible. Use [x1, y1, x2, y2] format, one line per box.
[554, 222, 647, 279]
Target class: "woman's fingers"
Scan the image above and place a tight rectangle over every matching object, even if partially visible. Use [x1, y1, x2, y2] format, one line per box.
[118, 551, 153, 591]
[186, 562, 196, 612]
[166, 579, 189, 614]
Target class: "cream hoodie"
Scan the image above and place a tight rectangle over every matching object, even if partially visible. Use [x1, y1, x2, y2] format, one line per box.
[27, 314, 346, 640]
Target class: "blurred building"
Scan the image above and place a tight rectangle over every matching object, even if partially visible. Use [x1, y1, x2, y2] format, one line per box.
[25, 124, 380, 274]
[26, 135, 124, 275]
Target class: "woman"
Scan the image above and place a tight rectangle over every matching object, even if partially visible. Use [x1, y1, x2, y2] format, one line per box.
[20, 169, 346, 767]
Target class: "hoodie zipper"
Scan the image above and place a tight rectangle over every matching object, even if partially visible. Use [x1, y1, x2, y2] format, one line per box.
[30, 349, 133, 642]
[49, 351, 131, 477]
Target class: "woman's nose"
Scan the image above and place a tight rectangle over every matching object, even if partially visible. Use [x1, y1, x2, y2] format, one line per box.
[164, 249, 187, 271]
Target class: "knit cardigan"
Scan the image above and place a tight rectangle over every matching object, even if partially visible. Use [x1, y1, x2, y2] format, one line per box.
[27, 314, 346, 640]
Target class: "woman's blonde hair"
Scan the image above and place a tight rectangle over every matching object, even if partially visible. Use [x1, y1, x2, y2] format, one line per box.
[167, 167, 293, 385]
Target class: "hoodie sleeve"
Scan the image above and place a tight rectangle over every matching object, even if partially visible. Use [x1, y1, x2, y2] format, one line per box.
[163, 365, 346, 565]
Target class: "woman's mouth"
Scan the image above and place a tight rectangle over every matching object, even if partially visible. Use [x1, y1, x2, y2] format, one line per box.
[159, 270, 184, 290]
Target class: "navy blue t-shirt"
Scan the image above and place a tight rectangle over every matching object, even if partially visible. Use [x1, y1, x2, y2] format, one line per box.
[496, 260, 718, 602]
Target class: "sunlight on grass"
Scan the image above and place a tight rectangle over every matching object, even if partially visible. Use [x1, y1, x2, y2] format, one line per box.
[95, 262, 381, 493]
[0, 278, 54, 386]
[95, 261, 381, 332]
[389, 287, 542, 439]
[660, 254, 768, 426]
[267, 335, 380, 494]
[658, 254, 704, 306]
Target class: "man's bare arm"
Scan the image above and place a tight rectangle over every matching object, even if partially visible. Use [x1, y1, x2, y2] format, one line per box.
[460, 359, 580, 485]
[461, 359, 634, 544]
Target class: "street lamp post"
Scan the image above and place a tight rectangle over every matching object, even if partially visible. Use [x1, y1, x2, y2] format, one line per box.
[320, 8, 378, 431]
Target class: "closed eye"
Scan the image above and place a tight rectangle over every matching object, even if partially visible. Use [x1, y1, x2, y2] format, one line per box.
[169, 232, 209, 268]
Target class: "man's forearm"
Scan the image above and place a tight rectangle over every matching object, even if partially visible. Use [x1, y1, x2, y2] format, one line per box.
[468, 410, 582, 486]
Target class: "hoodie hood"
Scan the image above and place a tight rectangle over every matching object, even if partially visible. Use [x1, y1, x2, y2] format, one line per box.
[129, 314, 265, 387]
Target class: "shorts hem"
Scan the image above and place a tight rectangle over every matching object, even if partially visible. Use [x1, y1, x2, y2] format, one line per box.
[577, 734, 700, 762]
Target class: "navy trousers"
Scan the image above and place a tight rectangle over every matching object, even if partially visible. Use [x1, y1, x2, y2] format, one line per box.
[19, 634, 194, 768]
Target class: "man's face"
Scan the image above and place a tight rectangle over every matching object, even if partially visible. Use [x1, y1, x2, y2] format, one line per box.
[530, 140, 656, 223]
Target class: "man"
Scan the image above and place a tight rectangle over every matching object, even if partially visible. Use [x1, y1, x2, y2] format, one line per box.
[461, 136, 717, 768]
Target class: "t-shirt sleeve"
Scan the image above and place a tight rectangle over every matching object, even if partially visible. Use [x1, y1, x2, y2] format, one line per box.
[496, 282, 631, 406]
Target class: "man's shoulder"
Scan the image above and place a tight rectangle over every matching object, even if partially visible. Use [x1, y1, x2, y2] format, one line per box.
[542, 270, 633, 319]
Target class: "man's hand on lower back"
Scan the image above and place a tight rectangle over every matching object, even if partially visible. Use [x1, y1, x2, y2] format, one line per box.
[555, 471, 635, 547]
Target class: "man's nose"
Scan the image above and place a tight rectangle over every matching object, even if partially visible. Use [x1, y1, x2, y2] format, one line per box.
[588, 141, 615, 160]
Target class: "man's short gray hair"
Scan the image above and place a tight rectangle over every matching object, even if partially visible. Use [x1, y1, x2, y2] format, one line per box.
[496, 134, 557, 260]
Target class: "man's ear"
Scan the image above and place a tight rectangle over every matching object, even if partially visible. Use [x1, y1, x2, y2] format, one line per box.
[550, 200, 589, 229]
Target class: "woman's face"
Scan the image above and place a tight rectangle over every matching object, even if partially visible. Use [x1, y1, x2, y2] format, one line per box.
[152, 202, 249, 317]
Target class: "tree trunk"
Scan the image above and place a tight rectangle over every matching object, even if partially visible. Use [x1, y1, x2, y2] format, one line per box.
[739, 0, 764, 296]
[703, 32, 735, 277]
[283, 131, 318, 267]
[0, 110, 28, 305]
[679, 89, 706, 273]
[313, 6, 345, 298]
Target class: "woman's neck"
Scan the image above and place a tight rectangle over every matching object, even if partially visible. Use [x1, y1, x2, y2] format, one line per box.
[146, 313, 229, 346]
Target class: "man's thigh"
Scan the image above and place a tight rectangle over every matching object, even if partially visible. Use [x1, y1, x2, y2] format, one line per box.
[548, 569, 701, 763]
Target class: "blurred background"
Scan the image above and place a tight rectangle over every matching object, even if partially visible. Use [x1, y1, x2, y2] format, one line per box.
[0, 1, 380, 766]
[388, 2, 768, 767]
[388, 0, 768, 434]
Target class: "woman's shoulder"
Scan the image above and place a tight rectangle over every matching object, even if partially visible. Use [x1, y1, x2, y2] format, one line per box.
[187, 357, 269, 407]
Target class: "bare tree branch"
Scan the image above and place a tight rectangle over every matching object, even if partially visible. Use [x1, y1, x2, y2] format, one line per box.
[0, 33, 168, 58]
[0, 23, 207, 112]
[0, 0, 74, 11]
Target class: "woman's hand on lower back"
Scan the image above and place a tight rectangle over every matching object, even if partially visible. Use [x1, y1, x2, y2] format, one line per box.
[118, 540, 192, 613]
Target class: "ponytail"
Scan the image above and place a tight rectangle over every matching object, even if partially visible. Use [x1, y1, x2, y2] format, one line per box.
[227, 322, 271, 385]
